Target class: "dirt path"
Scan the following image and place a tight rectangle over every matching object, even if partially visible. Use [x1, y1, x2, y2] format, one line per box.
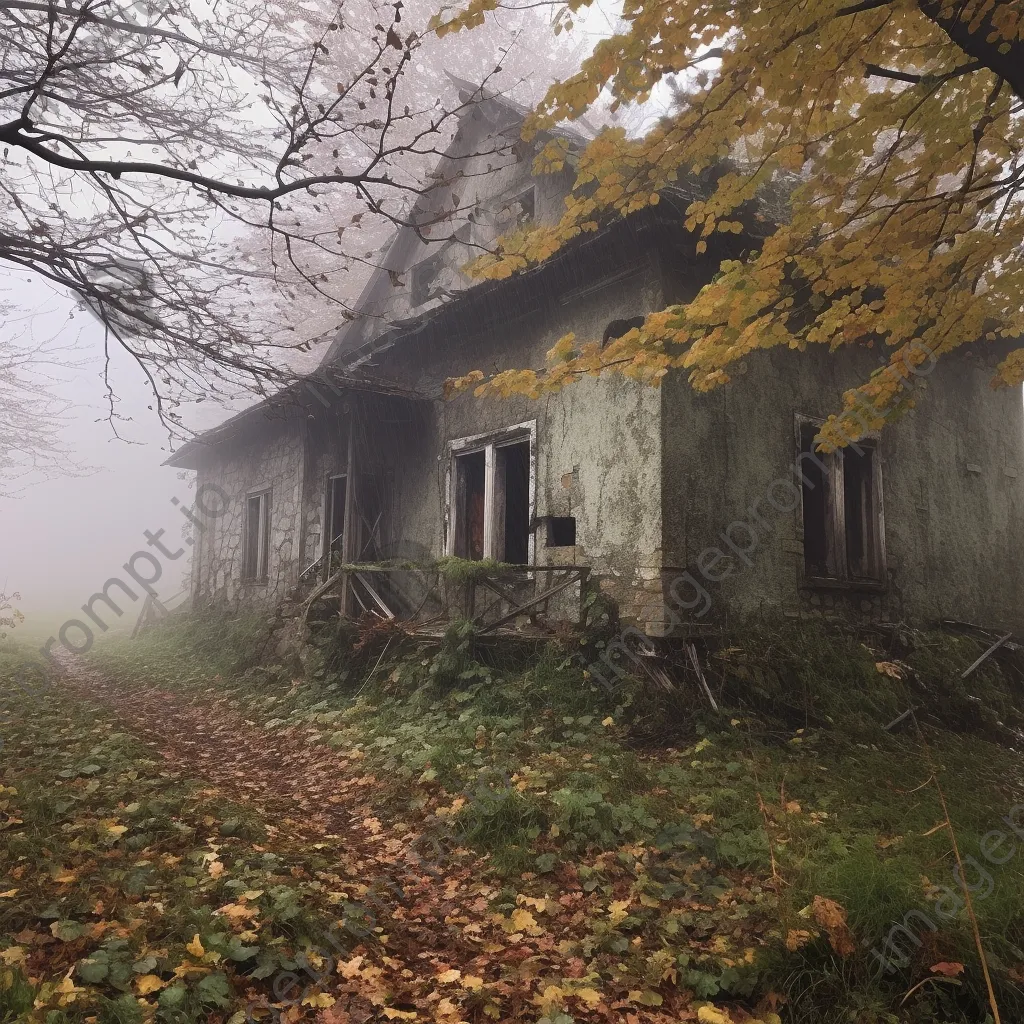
[35, 655, 744, 1023]
[57, 655, 376, 843]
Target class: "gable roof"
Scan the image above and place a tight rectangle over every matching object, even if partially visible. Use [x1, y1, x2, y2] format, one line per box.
[317, 75, 592, 369]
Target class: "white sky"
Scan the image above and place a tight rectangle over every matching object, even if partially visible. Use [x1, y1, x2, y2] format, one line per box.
[0, 274, 193, 633]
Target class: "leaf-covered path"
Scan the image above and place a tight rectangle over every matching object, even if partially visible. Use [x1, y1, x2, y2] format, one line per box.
[24, 652, 781, 1024]
[58, 655, 375, 844]
[53, 654, 508, 1010]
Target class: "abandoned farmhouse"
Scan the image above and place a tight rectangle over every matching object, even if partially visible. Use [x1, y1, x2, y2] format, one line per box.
[167, 81, 1024, 637]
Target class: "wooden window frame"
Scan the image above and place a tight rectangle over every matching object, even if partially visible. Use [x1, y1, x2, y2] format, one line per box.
[410, 251, 444, 307]
[501, 185, 535, 228]
[242, 487, 272, 584]
[795, 415, 886, 589]
[444, 420, 537, 564]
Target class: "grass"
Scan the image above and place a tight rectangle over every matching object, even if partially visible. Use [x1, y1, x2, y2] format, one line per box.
[8, 615, 1024, 1022]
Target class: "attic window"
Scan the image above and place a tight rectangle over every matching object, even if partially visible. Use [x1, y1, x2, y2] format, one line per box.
[499, 187, 535, 229]
[797, 419, 884, 584]
[602, 316, 645, 348]
[242, 489, 271, 582]
[411, 251, 443, 307]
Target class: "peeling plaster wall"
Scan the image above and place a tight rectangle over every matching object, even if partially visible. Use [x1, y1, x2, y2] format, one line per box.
[191, 414, 305, 610]
[660, 344, 1024, 632]
[365, 260, 666, 629]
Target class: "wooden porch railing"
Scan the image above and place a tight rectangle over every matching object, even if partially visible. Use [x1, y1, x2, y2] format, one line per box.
[302, 562, 591, 635]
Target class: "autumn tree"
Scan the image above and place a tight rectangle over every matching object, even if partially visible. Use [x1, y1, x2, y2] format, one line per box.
[443, 0, 1024, 447]
[0, 0, 573, 431]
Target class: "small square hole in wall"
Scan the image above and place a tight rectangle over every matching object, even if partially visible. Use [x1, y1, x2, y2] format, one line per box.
[545, 516, 576, 547]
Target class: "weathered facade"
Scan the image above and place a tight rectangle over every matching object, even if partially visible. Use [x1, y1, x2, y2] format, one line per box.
[168, 82, 1024, 637]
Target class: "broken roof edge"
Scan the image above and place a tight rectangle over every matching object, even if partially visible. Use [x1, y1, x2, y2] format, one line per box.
[317, 77, 592, 370]
[163, 367, 427, 470]
[338, 194, 704, 374]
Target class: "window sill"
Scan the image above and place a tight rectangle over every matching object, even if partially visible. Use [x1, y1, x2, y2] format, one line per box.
[803, 576, 887, 594]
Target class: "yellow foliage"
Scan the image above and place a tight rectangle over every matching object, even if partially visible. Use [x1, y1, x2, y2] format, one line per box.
[441, 0, 1024, 439]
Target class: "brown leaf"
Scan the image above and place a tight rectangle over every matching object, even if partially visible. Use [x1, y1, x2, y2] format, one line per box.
[811, 896, 856, 957]
[930, 961, 965, 977]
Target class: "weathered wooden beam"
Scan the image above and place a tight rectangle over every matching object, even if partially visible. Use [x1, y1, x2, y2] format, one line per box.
[961, 632, 1014, 680]
[476, 570, 582, 634]
[339, 415, 356, 619]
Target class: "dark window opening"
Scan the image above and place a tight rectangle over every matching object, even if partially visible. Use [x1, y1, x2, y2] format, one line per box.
[243, 492, 269, 581]
[799, 424, 830, 577]
[411, 252, 443, 307]
[328, 475, 347, 552]
[798, 419, 882, 584]
[454, 450, 486, 560]
[602, 316, 645, 348]
[356, 472, 388, 562]
[844, 444, 877, 579]
[546, 516, 576, 547]
[498, 441, 530, 565]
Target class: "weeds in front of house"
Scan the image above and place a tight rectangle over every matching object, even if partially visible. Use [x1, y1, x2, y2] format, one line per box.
[16, 616, 1024, 1022]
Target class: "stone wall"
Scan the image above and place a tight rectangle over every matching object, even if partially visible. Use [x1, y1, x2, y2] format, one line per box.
[191, 413, 306, 610]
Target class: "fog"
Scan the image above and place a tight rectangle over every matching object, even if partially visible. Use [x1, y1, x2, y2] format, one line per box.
[0, 271, 250, 638]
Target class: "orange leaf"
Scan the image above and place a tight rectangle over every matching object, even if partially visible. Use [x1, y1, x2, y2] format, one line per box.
[811, 896, 856, 957]
[930, 961, 965, 977]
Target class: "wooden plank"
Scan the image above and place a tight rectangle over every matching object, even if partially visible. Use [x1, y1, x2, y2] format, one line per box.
[687, 643, 719, 711]
[354, 572, 396, 619]
[483, 443, 497, 560]
[339, 416, 356, 618]
[961, 632, 1014, 679]
[476, 570, 581, 634]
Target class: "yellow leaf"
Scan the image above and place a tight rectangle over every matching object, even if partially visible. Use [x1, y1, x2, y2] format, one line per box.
[136, 974, 165, 995]
[0, 946, 26, 966]
[601, 716, 614, 727]
[216, 902, 259, 923]
[516, 895, 547, 913]
[875, 660, 904, 679]
[608, 899, 630, 925]
[509, 908, 537, 932]
[574, 986, 602, 1006]
[437, 969, 461, 983]
[697, 1007, 734, 1024]
[302, 991, 336, 1007]
[0, 890, 18, 898]
[186, 935, 205, 958]
[461, 975, 484, 991]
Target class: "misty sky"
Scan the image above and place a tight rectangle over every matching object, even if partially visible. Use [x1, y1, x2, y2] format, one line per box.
[0, 269, 260, 633]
